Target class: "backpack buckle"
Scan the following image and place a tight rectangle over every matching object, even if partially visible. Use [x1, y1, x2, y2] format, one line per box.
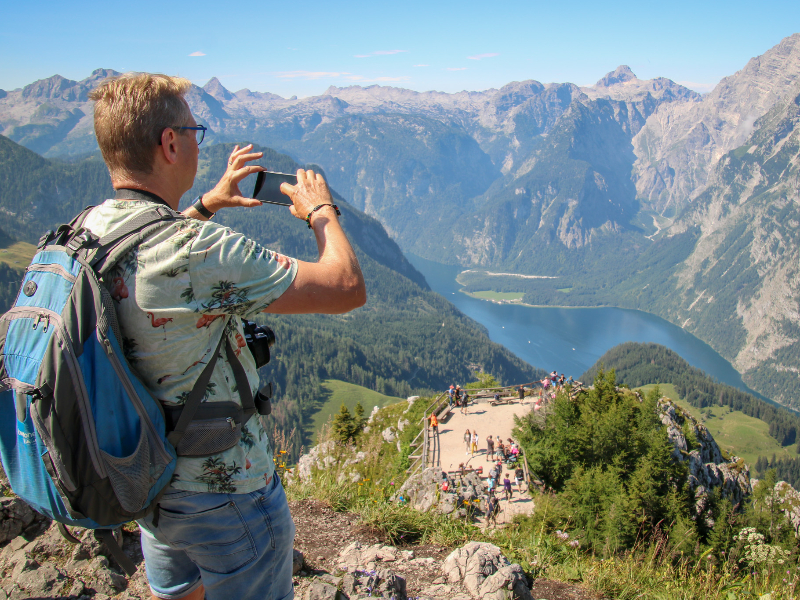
[66, 229, 99, 253]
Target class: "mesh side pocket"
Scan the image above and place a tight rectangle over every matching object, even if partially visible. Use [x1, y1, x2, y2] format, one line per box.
[176, 419, 241, 457]
[100, 427, 153, 513]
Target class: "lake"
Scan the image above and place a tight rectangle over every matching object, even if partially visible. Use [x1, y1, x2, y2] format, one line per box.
[408, 254, 763, 397]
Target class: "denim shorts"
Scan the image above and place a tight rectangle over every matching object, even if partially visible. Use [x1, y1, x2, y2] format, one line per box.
[138, 474, 295, 600]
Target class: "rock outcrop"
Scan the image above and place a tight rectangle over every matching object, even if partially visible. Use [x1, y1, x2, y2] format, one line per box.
[295, 440, 367, 484]
[296, 539, 536, 600]
[395, 467, 488, 518]
[442, 542, 533, 600]
[660, 399, 752, 522]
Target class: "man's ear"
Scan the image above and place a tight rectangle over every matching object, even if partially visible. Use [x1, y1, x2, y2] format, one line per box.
[158, 128, 179, 165]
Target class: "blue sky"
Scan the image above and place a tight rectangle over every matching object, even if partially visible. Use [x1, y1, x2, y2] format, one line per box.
[1, 0, 798, 98]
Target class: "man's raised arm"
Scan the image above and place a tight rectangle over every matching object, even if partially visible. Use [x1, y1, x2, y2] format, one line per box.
[263, 169, 366, 315]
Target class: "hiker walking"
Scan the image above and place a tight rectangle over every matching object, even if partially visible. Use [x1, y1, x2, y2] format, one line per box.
[515, 466, 525, 493]
[430, 412, 438, 432]
[471, 431, 479, 456]
[464, 429, 471, 454]
[486, 491, 500, 527]
[503, 473, 513, 501]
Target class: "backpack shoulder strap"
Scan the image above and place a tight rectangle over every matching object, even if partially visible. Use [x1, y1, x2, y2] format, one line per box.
[166, 324, 257, 448]
[88, 206, 183, 275]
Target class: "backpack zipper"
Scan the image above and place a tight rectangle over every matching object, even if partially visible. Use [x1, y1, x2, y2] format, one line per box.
[1, 307, 106, 478]
[26, 264, 78, 283]
[101, 335, 173, 466]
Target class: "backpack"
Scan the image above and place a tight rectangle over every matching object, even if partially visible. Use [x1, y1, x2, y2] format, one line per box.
[0, 206, 260, 575]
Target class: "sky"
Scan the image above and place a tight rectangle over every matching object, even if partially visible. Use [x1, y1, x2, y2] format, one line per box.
[1, 0, 799, 99]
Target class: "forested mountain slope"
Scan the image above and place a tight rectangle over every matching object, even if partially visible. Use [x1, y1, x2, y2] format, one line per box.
[0, 137, 543, 460]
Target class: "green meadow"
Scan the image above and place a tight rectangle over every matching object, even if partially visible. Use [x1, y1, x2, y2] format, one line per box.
[465, 290, 524, 301]
[0, 241, 37, 267]
[637, 383, 794, 467]
[307, 379, 405, 443]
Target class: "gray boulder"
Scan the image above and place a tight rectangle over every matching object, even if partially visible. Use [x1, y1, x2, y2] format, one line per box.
[443, 541, 533, 600]
[0, 498, 36, 543]
[304, 579, 340, 600]
[342, 567, 406, 600]
[293, 548, 305, 575]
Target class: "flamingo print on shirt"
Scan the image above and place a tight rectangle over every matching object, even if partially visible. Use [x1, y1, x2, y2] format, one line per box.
[146, 312, 173, 340]
[110, 277, 129, 302]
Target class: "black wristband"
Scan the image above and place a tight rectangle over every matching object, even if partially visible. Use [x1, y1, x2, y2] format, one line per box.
[192, 195, 214, 219]
[305, 203, 341, 229]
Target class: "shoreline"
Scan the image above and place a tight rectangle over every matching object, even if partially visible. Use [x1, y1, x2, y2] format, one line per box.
[462, 289, 611, 310]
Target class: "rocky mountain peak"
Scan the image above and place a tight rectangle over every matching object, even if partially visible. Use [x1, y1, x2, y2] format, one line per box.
[203, 77, 234, 102]
[81, 68, 121, 88]
[596, 65, 637, 87]
[21, 75, 81, 101]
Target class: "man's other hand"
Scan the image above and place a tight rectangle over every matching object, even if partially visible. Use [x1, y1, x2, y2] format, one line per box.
[280, 169, 334, 223]
[201, 144, 266, 212]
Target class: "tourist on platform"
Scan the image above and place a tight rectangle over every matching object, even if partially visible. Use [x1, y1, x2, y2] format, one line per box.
[515, 466, 525, 492]
[503, 474, 513, 501]
[464, 429, 471, 455]
[471, 431, 479, 456]
[486, 435, 495, 462]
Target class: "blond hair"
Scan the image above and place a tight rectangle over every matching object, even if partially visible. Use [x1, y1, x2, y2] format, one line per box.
[89, 73, 193, 180]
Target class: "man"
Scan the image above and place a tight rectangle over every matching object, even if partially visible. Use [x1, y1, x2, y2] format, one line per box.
[486, 435, 495, 462]
[86, 74, 365, 600]
[518, 384, 525, 402]
[486, 491, 499, 527]
[514, 466, 525, 493]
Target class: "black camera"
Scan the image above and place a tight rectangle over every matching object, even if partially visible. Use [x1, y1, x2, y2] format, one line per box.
[242, 320, 275, 369]
[242, 320, 276, 416]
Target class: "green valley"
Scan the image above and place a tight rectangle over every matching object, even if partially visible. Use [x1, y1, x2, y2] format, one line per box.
[637, 383, 796, 468]
[306, 380, 404, 443]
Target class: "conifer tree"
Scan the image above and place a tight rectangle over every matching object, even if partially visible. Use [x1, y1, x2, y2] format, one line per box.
[354, 402, 366, 431]
[331, 403, 355, 443]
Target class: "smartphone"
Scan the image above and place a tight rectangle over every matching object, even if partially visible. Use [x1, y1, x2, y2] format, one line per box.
[252, 171, 297, 206]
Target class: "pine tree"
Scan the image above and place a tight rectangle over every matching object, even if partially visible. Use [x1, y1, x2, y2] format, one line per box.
[354, 402, 366, 430]
[331, 404, 355, 443]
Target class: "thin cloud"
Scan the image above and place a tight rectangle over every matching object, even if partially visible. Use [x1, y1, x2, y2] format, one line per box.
[354, 50, 408, 58]
[413, 64, 429, 67]
[467, 53, 499, 61]
[188, 51, 206, 57]
[446, 67, 467, 71]
[273, 71, 409, 83]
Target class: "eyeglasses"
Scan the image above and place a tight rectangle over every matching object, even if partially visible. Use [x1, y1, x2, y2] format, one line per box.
[176, 125, 207, 145]
[159, 124, 207, 145]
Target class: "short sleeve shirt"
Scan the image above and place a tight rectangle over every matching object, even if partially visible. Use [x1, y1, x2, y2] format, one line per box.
[83, 200, 298, 494]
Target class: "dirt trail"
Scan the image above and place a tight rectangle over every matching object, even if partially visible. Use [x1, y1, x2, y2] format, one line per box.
[437, 397, 538, 525]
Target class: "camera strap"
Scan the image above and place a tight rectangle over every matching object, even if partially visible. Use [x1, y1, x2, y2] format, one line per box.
[166, 324, 257, 448]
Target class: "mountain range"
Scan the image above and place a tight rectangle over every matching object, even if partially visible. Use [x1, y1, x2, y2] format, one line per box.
[1, 32, 800, 407]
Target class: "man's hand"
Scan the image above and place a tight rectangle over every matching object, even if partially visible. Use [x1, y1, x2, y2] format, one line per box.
[265, 168, 366, 314]
[279, 169, 335, 224]
[195, 144, 265, 214]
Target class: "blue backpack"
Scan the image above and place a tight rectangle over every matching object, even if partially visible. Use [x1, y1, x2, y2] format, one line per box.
[0, 205, 254, 574]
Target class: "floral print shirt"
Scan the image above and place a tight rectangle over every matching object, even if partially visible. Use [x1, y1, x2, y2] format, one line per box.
[83, 200, 297, 494]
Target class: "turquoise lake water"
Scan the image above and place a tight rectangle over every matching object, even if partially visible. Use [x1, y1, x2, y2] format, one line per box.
[408, 254, 763, 398]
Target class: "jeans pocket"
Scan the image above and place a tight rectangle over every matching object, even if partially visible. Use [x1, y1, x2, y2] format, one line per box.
[157, 497, 257, 574]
